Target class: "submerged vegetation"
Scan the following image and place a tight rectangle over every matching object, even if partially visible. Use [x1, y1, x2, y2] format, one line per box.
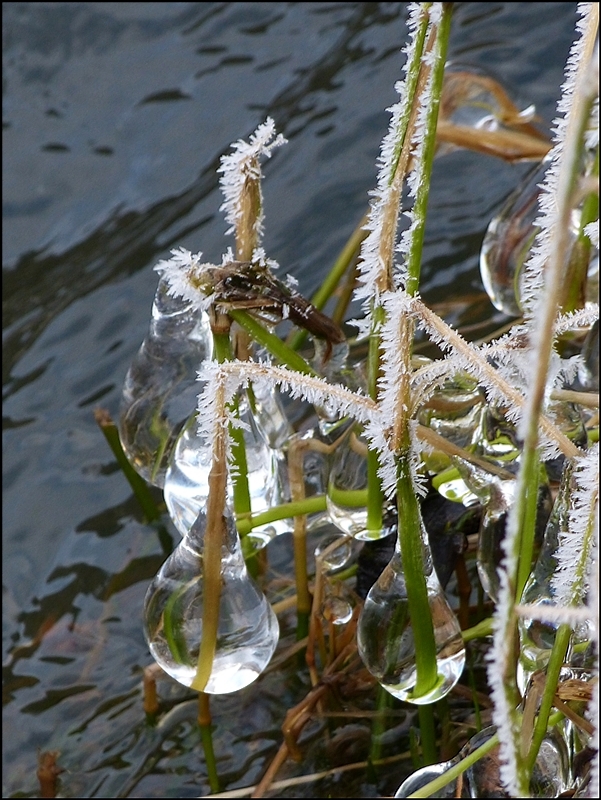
[111, 3, 598, 797]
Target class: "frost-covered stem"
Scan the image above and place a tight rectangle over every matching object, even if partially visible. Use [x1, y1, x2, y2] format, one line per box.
[521, 93, 597, 447]
[191, 382, 228, 693]
[387, 4, 431, 195]
[372, 3, 451, 696]
[210, 316, 253, 536]
[218, 116, 286, 261]
[361, 4, 432, 533]
[235, 167, 261, 261]
[390, 4, 451, 698]
[366, 6, 443, 533]
[378, 9, 432, 290]
[360, 2, 431, 305]
[404, 3, 452, 297]
[206, 359, 379, 420]
[515, 11, 598, 754]
[485, 374, 558, 794]
[217, 121, 291, 533]
[367, 307, 385, 536]
[488, 7, 598, 793]
[567, 488, 598, 603]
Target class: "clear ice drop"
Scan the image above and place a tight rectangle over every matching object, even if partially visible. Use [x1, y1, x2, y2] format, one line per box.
[118, 276, 212, 487]
[163, 397, 286, 544]
[143, 507, 279, 694]
[357, 516, 465, 704]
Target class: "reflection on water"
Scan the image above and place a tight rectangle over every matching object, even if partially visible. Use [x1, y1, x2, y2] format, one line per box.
[2, 3, 578, 797]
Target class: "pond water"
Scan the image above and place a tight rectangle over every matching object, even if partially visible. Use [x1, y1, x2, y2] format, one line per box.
[3, 3, 579, 798]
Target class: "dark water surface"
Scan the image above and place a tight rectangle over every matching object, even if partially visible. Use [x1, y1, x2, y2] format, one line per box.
[3, 3, 578, 797]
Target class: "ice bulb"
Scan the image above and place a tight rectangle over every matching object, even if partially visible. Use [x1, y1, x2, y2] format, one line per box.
[479, 157, 549, 317]
[327, 422, 398, 541]
[143, 506, 279, 694]
[118, 276, 212, 486]
[418, 374, 484, 504]
[455, 407, 551, 602]
[479, 150, 593, 318]
[517, 468, 593, 694]
[314, 529, 363, 574]
[394, 724, 570, 797]
[357, 517, 465, 705]
[163, 398, 286, 545]
[248, 378, 292, 450]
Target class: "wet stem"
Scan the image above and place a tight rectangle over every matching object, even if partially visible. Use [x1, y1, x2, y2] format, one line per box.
[187, 322, 248, 693]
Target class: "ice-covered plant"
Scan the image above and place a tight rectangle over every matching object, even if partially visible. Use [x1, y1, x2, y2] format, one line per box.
[117, 2, 599, 795]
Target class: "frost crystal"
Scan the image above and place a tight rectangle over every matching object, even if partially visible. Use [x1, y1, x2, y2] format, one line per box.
[217, 117, 287, 240]
[154, 247, 216, 310]
[520, 2, 597, 326]
[353, 3, 430, 311]
[552, 444, 599, 605]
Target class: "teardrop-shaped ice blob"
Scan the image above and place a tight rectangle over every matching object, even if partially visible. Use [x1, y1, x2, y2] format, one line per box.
[394, 757, 457, 797]
[327, 422, 398, 541]
[163, 398, 286, 544]
[143, 507, 279, 694]
[118, 276, 212, 487]
[479, 158, 548, 317]
[418, 374, 484, 505]
[394, 724, 570, 798]
[455, 407, 551, 603]
[249, 378, 292, 450]
[357, 520, 465, 705]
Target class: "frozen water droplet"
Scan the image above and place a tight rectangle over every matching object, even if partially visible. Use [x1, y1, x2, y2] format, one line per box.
[163, 400, 286, 541]
[327, 423, 397, 541]
[314, 530, 362, 574]
[357, 516, 465, 705]
[144, 507, 279, 693]
[480, 158, 549, 316]
[118, 277, 212, 486]
[517, 467, 592, 694]
[321, 595, 354, 626]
